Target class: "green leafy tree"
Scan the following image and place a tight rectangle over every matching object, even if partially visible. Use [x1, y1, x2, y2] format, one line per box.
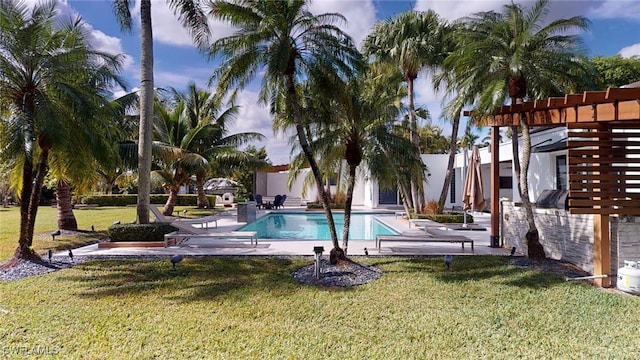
[207, 0, 361, 261]
[590, 55, 640, 88]
[418, 125, 450, 154]
[0, 0, 124, 259]
[231, 145, 270, 201]
[442, 0, 595, 258]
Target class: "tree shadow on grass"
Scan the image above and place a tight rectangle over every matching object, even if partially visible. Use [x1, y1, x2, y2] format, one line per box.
[58, 257, 305, 302]
[368, 256, 570, 289]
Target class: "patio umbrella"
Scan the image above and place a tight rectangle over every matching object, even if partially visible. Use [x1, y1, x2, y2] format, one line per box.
[462, 146, 486, 226]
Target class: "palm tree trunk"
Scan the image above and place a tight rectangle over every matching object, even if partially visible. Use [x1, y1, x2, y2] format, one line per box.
[519, 117, 545, 259]
[15, 155, 33, 258]
[136, 0, 154, 224]
[16, 152, 36, 259]
[56, 180, 78, 230]
[341, 164, 357, 255]
[15, 144, 51, 260]
[407, 77, 422, 214]
[162, 186, 179, 216]
[438, 111, 461, 212]
[284, 71, 341, 259]
[196, 174, 210, 208]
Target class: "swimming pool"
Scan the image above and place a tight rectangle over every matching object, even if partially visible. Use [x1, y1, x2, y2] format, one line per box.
[238, 212, 398, 240]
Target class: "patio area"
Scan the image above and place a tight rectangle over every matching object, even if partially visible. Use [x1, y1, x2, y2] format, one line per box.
[62, 208, 510, 258]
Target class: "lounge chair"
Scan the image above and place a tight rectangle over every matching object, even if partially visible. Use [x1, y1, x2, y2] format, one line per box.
[163, 221, 258, 247]
[255, 194, 265, 209]
[149, 206, 219, 229]
[272, 194, 286, 209]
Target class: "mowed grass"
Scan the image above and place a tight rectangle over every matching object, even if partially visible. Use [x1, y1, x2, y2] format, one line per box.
[1, 256, 639, 359]
[0, 205, 213, 261]
[1, 206, 640, 358]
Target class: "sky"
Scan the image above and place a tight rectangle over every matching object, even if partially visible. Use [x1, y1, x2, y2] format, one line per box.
[45, 0, 640, 165]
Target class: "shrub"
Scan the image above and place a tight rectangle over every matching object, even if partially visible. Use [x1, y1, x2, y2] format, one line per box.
[108, 223, 177, 242]
[305, 202, 345, 210]
[81, 194, 217, 207]
[411, 212, 472, 224]
[422, 199, 443, 215]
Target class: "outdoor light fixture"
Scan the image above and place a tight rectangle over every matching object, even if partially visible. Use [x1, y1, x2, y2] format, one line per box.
[68, 249, 74, 262]
[50, 230, 61, 241]
[171, 254, 184, 270]
[48, 249, 53, 263]
[444, 255, 453, 271]
[313, 246, 324, 279]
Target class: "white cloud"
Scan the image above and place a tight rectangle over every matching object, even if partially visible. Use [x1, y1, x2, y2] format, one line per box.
[130, 0, 236, 48]
[111, 86, 139, 100]
[414, 0, 508, 21]
[620, 43, 640, 58]
[587, 0, 640, 21]
[414, 0, 607, 24]
[309, 0, 377, 48]
[226, 90, 294, 165]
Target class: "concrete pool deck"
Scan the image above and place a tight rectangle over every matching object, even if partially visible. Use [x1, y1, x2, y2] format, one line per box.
[65, 207, 512, 258]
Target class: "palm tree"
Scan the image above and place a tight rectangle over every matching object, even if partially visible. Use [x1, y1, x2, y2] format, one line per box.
[309, 63, 423, 255]
[207, 0, 361, 262]
[0, 0, 124, 259]
[112, 0, 210, 224]
[443, 0, 594, 258]
[363, 10, 448, 214]
[152, 87, 265, 215]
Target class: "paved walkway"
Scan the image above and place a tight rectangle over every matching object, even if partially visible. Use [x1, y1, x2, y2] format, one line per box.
[65, 208, 510, 258]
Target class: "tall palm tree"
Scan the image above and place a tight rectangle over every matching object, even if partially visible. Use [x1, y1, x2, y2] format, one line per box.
[363, 10, 448, 214]
[112, 0, 210, 224]
[443, 0, 594, 258]
[0, 0, 124, 260]
[152, 88, 265, 215]
[207, 0, 361, 261]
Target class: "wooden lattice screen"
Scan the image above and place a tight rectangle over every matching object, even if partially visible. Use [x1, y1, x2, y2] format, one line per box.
[567, 122, 640, 215]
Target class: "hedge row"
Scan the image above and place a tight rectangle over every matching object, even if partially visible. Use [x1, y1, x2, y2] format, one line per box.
[108, 223, 177, 242]
[80, 194, 218, 207]
[411, 213, 473, 224]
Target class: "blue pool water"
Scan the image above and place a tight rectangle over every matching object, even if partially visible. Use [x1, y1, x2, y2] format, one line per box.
[238, 212, 398, 240]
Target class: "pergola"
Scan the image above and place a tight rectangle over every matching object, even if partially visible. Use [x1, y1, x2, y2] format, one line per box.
[480, 86, 640, 287]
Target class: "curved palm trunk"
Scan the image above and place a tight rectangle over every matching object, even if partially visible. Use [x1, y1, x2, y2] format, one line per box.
[196, 174, 210, 208]
[341, 164, 357, 255]
[438, 111, 461, 212]
[56, 180, 78, 230]
[162, 186, 179, 216]
[284, 71, 340, 260]
[136, 0, 154, 224]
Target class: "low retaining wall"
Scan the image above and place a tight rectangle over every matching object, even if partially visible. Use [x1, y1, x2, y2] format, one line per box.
[501, 203, 640, 279]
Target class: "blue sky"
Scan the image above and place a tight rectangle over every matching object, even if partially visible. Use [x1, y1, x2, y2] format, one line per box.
[51, 0, 640, 164]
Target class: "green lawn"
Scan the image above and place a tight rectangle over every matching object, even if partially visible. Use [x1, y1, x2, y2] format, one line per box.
[1, 206, 639, 358]
[0, 205, 214, 262]
[1, 256, 639, 359]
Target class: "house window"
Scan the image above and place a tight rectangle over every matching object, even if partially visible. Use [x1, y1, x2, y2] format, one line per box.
[499, 177, 513, 189]
[556, 155, 567, 190]
[450, 172, 456, 203]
